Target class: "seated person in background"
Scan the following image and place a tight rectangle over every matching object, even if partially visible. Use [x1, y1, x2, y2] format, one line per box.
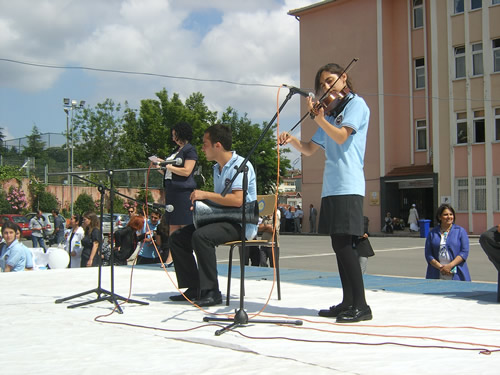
[383, 212, 393, 233]
[353, 216, 374, 274]
[479, 224, 500, 274]
[424, 204, 471, 281]
[0, 221, 30, 272]
[114, 215, 145, 265]
[259, 210, 281, 267]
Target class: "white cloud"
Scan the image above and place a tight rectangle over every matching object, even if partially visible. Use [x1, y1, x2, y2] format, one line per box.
[0, 0, 318, 139]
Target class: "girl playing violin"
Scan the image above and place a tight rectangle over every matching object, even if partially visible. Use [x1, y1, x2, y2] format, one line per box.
[279, 62, 371, 323]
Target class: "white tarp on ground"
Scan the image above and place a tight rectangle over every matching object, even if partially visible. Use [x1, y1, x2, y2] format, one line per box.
[1, 266, 499, 375]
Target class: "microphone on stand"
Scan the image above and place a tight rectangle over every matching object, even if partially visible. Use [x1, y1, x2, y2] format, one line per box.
[156, 158, 183, 167]
[147, 202, 174, 212]
[283, 84, 315, 99]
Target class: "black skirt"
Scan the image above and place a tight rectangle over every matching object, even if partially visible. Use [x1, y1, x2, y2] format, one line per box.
[165, 187, 194, 226]
[318, 195, 364, 237]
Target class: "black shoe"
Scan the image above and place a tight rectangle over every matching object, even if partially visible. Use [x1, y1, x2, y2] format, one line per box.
[169, 288, 199, 302]
[195, 289, 222, 307]
[336, 306, 372, 323]
[318, 304, 352, 318]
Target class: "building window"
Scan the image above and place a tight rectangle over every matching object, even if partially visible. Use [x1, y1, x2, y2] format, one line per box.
[454, 0, 464, 13]
[474, 177, 486, 212]
[474, 110, 485, 143]
[493, 39, 500, 72]
[494, 0, 500, 5]
[455, 46, 466, 78]
[472, 43, 483, 75]
[456, 178, 468, 212]
[471, 0, 482, 9]
[416, 119, 427, 150]
[495, 108, 500, 141]
[456, 112, 467, 144]
[413, 0, 423, 28]
[415, 58, 425, 89]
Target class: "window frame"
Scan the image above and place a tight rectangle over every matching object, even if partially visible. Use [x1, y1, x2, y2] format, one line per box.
[455, 46, 466, 79]
[473, 110, 485, 144]
[471, 0, 482, 10]
[415, 119, 427, 151]
[495, 108, 500, 141]
[471, 42, 483, 76]
[415, 58, 425, 89]
[473, 177, 486, 212]
[454, 0, 464, 13]
[456, 112, 468, 145]
[493, 38, 500, 73]
[455, 178, 469, 212]
[413, 0, 423, 29]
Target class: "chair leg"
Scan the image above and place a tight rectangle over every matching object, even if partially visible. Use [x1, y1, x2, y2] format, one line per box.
[497, 271, 500, 303]
[275, 246, 281, 300]
[226, 245, 235, 306]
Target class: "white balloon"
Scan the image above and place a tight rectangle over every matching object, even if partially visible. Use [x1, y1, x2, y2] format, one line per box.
[31, 248, 49, 269]
[47, 248, 70, 269]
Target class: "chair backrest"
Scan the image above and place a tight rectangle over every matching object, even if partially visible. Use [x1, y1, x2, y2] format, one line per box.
[257, 195, 276, 217]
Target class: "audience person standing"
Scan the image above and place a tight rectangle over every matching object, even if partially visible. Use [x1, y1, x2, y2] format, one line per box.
[81, 212, 102, 267]
[65, 214, 85, 268]
[259, 210, 281, 267]
[424, 204, 471, 281]
[309, 204, 318, 233]
[29, 210, 47, 251]
[294, 205, 304, 233]
[136, 211, 162, 265]
[408, 204, 419, 232]
[52, 209, 65, 244]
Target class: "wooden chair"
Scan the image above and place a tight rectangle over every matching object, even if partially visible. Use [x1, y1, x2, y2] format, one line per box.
[224, 239, 280, 306]
[222, 194, 281, 306]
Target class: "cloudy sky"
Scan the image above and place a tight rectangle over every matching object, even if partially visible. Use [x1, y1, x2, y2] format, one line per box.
[0, 0, 316, 158]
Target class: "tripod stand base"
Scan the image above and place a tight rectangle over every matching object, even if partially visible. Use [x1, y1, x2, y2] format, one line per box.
[55, 287, 149, 314]
[203, 308, 302, 336]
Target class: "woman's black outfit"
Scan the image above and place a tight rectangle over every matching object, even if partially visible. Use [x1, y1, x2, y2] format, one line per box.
[114, 226, 138, 265]
[80, 228, 102, 267]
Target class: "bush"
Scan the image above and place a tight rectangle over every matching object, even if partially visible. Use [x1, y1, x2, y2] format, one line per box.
[32, 190, 59, 212]
[0, 190, 10, 214]
[74, 193, 96, 215]
[135, 189, 154, 215]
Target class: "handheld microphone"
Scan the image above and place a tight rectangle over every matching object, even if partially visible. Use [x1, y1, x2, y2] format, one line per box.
[283, 84, 315, 99]
[156, 157, 182, 167]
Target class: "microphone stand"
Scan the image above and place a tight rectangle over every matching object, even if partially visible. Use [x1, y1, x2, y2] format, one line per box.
[54, 170, 149, 313]
[203, 89, 303, 335]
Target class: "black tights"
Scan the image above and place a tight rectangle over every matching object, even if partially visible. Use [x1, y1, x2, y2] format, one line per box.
[331, 234, 368, 309]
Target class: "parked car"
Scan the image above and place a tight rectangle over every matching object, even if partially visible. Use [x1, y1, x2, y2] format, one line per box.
[25, 212, 66, 239]
[101, 213, 130, 234]
[0, 214, 32, 239]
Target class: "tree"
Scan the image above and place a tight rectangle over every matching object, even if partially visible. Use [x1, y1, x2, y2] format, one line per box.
[74, 193, 95, 215]
[22, 125, 46, 158]
[220, 107, 290, 194]
[72, 99, 125, 170]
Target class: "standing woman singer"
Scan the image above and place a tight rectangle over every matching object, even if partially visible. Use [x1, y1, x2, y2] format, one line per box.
[279, 62, 371, 323]
[160, 122, 198, 267]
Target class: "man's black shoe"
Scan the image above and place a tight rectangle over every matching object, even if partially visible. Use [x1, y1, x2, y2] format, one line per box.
[169, 288, 199, 302]
[336, 306, 372, 323]
[195, 289, 223, 307]
[318, 304, 352, 318]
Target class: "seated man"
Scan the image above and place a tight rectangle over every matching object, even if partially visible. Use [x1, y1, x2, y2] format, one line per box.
[168, 124, 257, 307]
[479, 225, 500, 273]
[259, 210, 280, 267]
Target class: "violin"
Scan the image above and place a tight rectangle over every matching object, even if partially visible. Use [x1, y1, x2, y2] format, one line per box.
[310, 87, 351, 119]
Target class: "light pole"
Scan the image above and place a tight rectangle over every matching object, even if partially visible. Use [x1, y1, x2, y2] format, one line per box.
[63, 98, 85, 216]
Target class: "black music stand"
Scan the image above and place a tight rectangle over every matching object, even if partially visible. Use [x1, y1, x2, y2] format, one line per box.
[55, 170, 148, 313]
[203, 89, 303, 335]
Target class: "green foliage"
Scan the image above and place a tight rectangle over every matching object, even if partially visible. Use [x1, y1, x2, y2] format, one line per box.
[74, 193, 95, 216]
[110, 194, 126, 214]
[0, 190, 11, 214]
[72, 99, 125, 170]
[33, 190, 59, 212]
[0, 165, 25, 182]
[22, 125, 46, 158]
